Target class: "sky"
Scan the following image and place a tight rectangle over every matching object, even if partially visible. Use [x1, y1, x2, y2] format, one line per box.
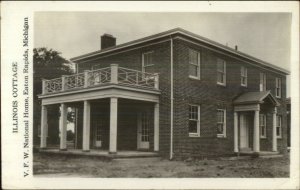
[34, 12, 291, 96]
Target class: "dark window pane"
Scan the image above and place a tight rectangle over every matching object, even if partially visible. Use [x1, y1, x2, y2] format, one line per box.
[189, 120, 198, 133]
[189, 64, 198, 77]
[217, 123, 223, 134]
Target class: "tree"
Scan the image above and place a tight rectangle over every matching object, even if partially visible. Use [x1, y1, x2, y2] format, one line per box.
[33, 47, 74, 96]
[33, 48, 74, 145]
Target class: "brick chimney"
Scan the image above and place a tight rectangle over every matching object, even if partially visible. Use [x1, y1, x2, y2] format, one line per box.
[101, 34, 116, 49]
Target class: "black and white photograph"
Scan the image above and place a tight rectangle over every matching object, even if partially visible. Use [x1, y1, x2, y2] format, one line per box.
[1, 1, 299, 189]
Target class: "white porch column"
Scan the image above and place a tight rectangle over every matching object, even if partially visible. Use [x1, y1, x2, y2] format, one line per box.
[234, 111, 239, 153]
[40, 105, 48, 148]
[253, 108, 260, 153]
[272, 107, 278, 151]
[82, 100, 91, 151]
[109, 97, 118, 153]
[154, 103, 160, 152]
[59, 103, 67, 150]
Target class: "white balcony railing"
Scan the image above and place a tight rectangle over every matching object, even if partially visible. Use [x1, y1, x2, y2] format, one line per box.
[42, 64, 159, 94]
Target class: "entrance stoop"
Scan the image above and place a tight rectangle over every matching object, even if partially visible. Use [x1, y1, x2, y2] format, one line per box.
[38, 148, 160, 160]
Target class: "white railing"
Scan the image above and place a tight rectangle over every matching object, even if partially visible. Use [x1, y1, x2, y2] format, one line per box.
[42, 64, 159, 94]
[118, 67, 158, 88]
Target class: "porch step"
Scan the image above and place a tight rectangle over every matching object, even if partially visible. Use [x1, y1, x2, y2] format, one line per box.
[38, 148, 160, 160]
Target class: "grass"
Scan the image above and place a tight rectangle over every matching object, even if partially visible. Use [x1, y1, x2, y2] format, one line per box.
[33, 153, 289, 178]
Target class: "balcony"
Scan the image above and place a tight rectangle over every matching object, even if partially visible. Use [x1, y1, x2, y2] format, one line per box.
[42, 64, 159, 95]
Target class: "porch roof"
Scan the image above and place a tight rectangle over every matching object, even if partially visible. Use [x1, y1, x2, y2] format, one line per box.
[233, 90, 280, 106]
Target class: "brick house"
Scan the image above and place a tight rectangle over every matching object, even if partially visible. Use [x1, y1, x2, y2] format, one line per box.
[38, 28, 289, 159]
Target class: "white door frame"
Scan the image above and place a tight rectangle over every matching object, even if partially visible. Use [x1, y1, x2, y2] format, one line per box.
[137, 110, 150, 150]
[240, 113, 250, 149]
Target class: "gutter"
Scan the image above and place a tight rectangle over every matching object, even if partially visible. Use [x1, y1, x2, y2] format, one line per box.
[170, 36, 174, 160]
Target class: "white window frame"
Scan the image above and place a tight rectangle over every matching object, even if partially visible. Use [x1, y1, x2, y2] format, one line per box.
[276, 115, 282, 138]
[275, 77, 282, 98]
[142, 51, 154, 73]
[188, 49, 201, 80]
[217, 109, 226, 138]
[259, 114, 267, 138]
[217, 58, 226, 86]
[188, 104, 200, 137]
[260, 73, 267, 91]
[241, 66, 247, 87]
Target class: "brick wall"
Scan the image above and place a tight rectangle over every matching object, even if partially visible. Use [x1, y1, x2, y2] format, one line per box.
[172, 38, 287, 158]
[76, 35, 287, 158]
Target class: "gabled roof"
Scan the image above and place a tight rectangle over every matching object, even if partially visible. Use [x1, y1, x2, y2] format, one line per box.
[71, 28, 289, 75]
[233, 90, 280, 106]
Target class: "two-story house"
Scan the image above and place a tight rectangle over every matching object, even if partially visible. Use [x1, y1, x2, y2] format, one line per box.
[38, 28, 289, 159]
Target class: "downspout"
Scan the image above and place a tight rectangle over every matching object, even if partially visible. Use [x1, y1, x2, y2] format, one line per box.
[170, 36, 174, 160]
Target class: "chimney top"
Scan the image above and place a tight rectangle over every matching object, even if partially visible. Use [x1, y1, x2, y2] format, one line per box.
[101, 34, 116, 50]
[235, 45, 238, 51]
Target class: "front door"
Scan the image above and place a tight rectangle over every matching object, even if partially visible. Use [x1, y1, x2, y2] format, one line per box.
[240, 113, 250, 149]
[137, 111, 150, 150]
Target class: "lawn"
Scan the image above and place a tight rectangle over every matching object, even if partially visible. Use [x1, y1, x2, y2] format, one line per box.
[33, 153, 289, 178]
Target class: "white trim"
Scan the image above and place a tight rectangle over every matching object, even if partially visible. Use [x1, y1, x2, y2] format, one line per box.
[170, 37, 174, 159]
[259, 72, 267, 91]
[217, 58, 226, 86]
[276, 115, 282, 138]
[275, 77, 282, 98]
[217, 109, 226, 138]
[142, 51, 154, 73]
[174, 36, 288, 76]
[188, 104, 200, 137]
[259, 114, 267, 138]
[41, 87, 160, 105]
[241, 66, 247, 87]
[188, 49, 201, 80]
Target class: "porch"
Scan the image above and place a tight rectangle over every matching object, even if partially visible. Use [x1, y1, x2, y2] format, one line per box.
[233, 91, 280, 154]
[38, 64, 160, 154]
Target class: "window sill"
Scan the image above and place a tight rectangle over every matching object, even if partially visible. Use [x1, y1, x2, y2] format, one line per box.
[277, 136, 282, 139]
[189, 133, 200, 137]
[217, 82, 226, 87]
[189, 76, 200, 80]
[241, 84, 247, 87]
[217, 134, 226, 138]
[260, 136, 267, 139]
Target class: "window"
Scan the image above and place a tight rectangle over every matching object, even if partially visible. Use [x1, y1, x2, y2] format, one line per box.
[260, 114, 267, 138]
[241, 66, 247, 87]
[217, 58, 226, 85]
[188, 49, 201, 79]
[260, 73, 266, 91]
[275, 78, 282, 98]
[276, 115, 282, 138]
[142, 52, 154, 73]
[189, 105, 200, 137]
[217, 109, 226, 137]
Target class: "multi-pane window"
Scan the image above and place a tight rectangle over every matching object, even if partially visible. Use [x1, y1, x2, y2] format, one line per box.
[217, 109, 226, 137]
[189, 49, 201, 79]
[141, 112, 150, 142]
[217, 58, 226, 85]
[260, 73, 267, 91]
[189, 105, 200, 137]
[259, 114, 267, 138]
[275, 78, 282, 98]
[95, 126, 101, 141]
[276, 115, 282, 138]
[241, 66, 247, 87]
[142, 52, 154, 73]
